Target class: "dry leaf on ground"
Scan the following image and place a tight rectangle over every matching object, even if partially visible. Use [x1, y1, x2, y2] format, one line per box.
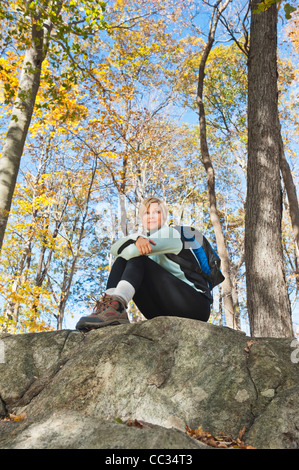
[186, 424, 256, 449]
[1, 413, 27, 422]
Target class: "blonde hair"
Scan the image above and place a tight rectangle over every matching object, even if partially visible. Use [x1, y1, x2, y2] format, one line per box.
[139, 197, 168, 225]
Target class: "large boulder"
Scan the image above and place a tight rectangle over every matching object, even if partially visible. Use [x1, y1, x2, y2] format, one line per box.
[0, 316, 298, 449]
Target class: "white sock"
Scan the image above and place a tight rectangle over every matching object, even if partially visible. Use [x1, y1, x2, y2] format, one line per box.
[108, 280, 135, 305]
[105, 288, 116, 295]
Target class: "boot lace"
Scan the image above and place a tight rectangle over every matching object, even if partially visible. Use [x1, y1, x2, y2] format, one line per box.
[92, 293, 111, 315]
[92, 293, 123, 315]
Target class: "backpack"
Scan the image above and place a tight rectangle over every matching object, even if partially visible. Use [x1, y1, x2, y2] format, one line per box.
[168, 225, 225, 290]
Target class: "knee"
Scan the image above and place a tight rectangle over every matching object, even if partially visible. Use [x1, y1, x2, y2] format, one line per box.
[127, 255, 147, 266]
[112, 257, 127, 269]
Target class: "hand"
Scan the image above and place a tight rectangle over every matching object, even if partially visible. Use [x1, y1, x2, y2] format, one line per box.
[135, 236, 156, 255]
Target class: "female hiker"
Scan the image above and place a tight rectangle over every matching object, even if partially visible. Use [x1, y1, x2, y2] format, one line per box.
[76, 196, 212, 331]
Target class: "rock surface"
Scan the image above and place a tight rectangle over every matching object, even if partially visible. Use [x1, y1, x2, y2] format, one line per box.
[0, 316, 298, 449]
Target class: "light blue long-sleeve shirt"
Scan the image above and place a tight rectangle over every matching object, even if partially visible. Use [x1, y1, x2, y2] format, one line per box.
[110, 225, 205, 292]
[110, 225, 182, 259]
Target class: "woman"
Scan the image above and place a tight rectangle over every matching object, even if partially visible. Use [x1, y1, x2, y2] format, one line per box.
[76, 196, 211, 331]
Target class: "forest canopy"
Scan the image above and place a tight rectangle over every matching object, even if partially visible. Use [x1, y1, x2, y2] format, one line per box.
[0, 0, 298, 336]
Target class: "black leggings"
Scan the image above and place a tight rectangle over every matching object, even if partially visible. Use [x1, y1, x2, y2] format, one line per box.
[107, 256, 211, 322]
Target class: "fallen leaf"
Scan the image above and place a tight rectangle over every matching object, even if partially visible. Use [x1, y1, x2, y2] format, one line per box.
[185, 424, 255, 449]
[2, 413, 27, 422]
[126, 419, 154, 429]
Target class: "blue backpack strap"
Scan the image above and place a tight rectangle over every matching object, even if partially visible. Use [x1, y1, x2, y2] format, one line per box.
[192, 246, 211, 276]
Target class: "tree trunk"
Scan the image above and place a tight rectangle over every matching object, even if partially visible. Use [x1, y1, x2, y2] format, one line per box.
[119, 192, 128, 236]
[0, 25, 45, 251]
[56, 162, 98, 329]
[196, 0, 238, 329]
[0, 1, 61, 253]
[246, 0, 293, 337]
[279, 142, 299, 289]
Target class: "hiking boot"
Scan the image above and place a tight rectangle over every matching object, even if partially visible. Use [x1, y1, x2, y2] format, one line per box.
[75, 293, 129, 332]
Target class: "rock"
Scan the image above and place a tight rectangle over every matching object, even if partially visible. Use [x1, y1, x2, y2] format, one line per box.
[0, 409, 206, 449]
[0, 316, 298, 449]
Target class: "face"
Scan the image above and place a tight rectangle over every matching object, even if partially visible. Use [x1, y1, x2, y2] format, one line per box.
[142, 202, 162, 232]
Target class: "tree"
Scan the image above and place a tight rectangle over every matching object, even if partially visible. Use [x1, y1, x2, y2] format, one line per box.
[1, 0, 204, 331]
[285, 8, 299, 288]
[0, 0, 107, 253]
[220, 0, 299, 296]
[245, 0, 294, 337]
[195, 0, 242, 330]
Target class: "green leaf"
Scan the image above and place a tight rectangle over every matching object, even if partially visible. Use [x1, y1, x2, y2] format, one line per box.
[284, 3, 296, 19]
[253, 0, 296, 19]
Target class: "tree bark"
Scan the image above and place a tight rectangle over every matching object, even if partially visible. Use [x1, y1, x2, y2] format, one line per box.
[0, 35, 43, 252]
[0, 3, 60, 253]
[196, 0, 238, 329]
[279, 142, 299, 289]
[246, 0, 293, 337]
